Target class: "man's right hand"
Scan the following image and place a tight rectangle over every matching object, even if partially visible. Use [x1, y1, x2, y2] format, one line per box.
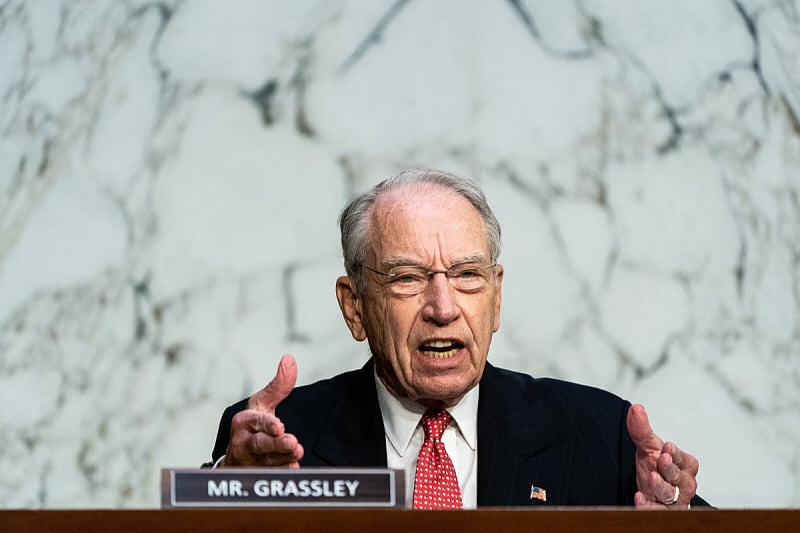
[221, 354, 305, 468]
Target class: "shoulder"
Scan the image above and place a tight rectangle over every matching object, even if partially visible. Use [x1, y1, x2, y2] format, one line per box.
[279, 365, 373, 414]
[484, 363, 626, 399]
[481, 363, 631, 420]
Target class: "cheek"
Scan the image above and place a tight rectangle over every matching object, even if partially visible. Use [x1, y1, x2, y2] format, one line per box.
[383, 306, 423, 361]
[467, 303, 496, 342]
[362, 300, 388, 347]
[369, 299, 414, 351]
[384, 308, 413, 346]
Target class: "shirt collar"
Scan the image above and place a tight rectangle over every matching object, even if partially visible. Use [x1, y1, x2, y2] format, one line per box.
[374, 368, 479, 457]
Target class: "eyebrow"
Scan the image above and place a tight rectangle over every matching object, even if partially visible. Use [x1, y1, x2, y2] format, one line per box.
[379, 252, 489, 270]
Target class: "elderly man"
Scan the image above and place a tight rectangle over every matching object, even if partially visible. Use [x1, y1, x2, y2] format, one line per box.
[208, 168, 706, 508]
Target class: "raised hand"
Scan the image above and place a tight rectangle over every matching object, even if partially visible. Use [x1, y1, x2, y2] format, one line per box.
[222, 354, 305, 468]
[627, 404, 699, 509]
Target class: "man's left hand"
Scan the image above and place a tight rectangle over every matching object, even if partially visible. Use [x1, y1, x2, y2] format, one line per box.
[627, 404, 699, 509]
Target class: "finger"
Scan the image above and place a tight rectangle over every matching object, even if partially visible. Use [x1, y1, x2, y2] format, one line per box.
[663, 442, 699, 477]
[225, 440, 304, 468]
[233, 410, 285, 437]
[227, 427, 304, 465]
[635, 490, 690, 511]
[247, 354, 298, 413]
[253, 443, 305, 467]
[648, 470, 679, 505]
[634, 491, 662, 508]
[258, 454, 302, 468]
[247, 431, 302, 456]
[657, 452, 681, 485]
[248, 440, 305, 468]
[661, 443, 699, 502]
[627, 404, 663, 453]
[237, 450, 302, 468]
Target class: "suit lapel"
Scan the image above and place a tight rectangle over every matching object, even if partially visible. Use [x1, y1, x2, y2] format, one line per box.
[311, 360, 388, 468]
[300, 361, 574, 504]
[477, 363, 573, 506]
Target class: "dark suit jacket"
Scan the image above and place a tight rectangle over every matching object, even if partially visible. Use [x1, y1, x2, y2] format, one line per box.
[209, 361, 707, 506]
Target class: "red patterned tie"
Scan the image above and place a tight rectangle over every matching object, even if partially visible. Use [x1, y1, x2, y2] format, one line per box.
[412, 409, 463, 509]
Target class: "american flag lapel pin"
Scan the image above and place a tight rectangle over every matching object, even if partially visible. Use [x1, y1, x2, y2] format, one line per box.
[530, 485, 547, 502]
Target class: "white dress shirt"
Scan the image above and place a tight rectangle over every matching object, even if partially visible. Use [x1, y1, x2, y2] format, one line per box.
[374, 371, 479, 509]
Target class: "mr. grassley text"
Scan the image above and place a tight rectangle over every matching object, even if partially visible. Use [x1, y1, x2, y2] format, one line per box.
[208, 478, 361, 498]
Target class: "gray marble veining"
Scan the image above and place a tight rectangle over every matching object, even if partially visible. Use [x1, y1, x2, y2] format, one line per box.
[1, 0, 798, 508]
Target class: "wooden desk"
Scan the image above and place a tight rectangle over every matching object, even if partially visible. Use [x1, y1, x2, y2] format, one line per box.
[3, 509, 800, 533]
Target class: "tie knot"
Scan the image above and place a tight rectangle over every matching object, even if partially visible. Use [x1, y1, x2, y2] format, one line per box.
[421, 409, 451, 441]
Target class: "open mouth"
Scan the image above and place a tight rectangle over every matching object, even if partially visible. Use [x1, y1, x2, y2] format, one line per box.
[419, 339, 464, 359]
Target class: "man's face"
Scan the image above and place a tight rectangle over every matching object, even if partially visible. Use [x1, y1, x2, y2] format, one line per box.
[339, 184, 503, 408]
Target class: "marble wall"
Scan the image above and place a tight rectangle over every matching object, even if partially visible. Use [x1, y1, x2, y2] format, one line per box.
[1, 0, 798, 508]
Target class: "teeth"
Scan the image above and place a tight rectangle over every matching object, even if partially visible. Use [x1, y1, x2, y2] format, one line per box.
[425, 349, 457, 359]
[420, 340, 459, 358]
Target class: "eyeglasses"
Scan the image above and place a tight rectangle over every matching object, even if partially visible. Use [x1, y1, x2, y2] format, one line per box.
[361, 261, 497, 296]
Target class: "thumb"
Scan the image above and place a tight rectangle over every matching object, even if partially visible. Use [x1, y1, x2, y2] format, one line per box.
[627, 403, 663, 453]
[247, 354, 297, 413]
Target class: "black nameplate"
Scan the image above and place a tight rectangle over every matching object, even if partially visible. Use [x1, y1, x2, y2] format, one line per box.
[161, 468, 404, 508]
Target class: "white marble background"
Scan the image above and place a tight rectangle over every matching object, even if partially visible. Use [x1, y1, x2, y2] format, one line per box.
[1, 0, 798, 508]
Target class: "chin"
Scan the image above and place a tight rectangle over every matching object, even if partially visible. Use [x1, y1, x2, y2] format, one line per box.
[412, 379, 473, 406]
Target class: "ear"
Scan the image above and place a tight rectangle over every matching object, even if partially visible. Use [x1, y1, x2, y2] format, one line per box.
[336, 276, 366, 341]
[492, 264, 503, 333]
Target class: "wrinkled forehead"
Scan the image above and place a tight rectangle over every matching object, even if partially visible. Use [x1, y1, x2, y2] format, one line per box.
[366, 184, 490, 261]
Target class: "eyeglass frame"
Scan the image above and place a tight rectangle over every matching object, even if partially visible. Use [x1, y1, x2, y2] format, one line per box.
[360, 260, 498, 296]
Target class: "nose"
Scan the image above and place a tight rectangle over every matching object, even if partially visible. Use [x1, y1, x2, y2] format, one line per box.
[421, 272, 461, 324]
